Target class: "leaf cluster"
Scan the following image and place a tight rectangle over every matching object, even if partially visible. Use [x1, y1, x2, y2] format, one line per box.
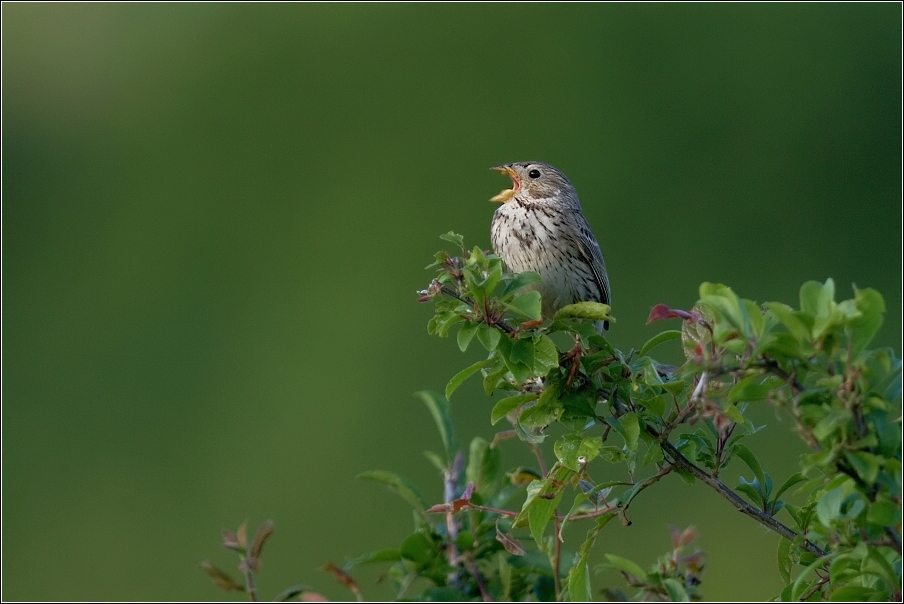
[410, 233, 900, 601]
[204, 233, 900, 602]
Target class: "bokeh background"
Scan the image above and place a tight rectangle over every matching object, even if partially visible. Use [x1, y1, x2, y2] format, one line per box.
[3, 3, 901, 601]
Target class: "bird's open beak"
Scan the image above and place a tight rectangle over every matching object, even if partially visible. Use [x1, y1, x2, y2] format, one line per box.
[490, 165, 520, 203]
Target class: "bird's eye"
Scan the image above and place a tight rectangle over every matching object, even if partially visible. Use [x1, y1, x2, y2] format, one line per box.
[528, 169, 541, 179]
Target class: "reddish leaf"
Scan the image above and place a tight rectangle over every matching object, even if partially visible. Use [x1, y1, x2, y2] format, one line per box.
[647, 304, 702, 325]
[495, 524, 526, 556]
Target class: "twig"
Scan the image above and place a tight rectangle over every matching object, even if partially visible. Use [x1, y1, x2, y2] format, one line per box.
[530, 443, 549, 476]
[565, 504, 620, 522]
[427, 501, 519, 517]
[656, 436, 828, 559]
[886, 527, 903, 555]
[552, 517, 563, 600]
[629, 465, 674, 507]
[241, 560, 258, 602]
[439, 286, 515, 334]
[463, 553, 494, 602]
[799, 574, 829, 601]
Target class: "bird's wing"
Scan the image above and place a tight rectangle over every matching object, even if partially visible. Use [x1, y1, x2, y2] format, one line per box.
[575, 218, 611, 306]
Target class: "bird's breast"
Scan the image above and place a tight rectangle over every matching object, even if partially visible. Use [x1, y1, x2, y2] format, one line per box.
[491, 202, 566, 271]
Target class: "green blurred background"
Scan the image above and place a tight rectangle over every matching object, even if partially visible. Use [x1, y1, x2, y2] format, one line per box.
[3, 4, 900, 601]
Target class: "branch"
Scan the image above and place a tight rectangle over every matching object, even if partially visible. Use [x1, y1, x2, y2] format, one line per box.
[240, 560, 258, 602]
[799, 574, 829, 601]
[656, 436, 828, 559]
[439, 285, 515, 335]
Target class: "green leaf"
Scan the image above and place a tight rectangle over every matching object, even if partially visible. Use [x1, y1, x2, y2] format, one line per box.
[849, 287, 886, 355]
[799, 280, 825, 317]
[568, 514, 616, 602]
[477, 263, 503, 297]
[446, 358, 493, 399]
[439, 231, 465, 247]
[722, 403, 747, 426]
[533, 335, 560, 373]
[554, 435, 603, 472]
[506, 290, 542, 320]
[637, 394, 667, 417]
[621, 412, 640, 451]
[603, 553, 648, 581]
[728, 375, 775, 403]
[357, 470, 427, 513]
[482, 362, 508, 396]
[843, 450, 880, 484]
[866, 498, 899, 526]
[619, 478, 651, 508]
[490, 392, 538, 425]
[456, 322, 479, 352]
[700, 285, 748, 338]
[642, 441, 665, 466]
[773, 472, 807, 504]
[566, 555, 591, 603]
[477, 324, 501, 351]
[777, 537, 792, 584]
[816, 486, 844, 526]
[400, 532, 436, 565]
[661, 379, 686, 397]
[638, 330, 682, 357]
[466, 437, 501, 498]
[862, 546, 898, 585]
[736, 479, 764, 507]
[808, 279, 841, 340]
[732, 442, 766, 487]
[497, 336, 531, 384]
[519, 399, 562, 428]
[350, 548, 403, 566]
[828, 585, 879, 602]
[743, 299, 764, 336]
[527, 485, 563, 546]
[519, 378, 563, 427]
[423, 450, 446, 473]
[416, 391, 457, 463]
[599, 445, 627, 464]
[789, 551, 838, 602]
[554, 301, 611, 322]
[508, 337, 534, 366]
[500, 270, 543, 297]
[663, 578, 689, 602]
[812, 409, 849, 441]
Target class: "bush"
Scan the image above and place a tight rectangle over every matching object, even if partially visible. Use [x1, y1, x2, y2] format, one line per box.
[204, 232, 901, 602]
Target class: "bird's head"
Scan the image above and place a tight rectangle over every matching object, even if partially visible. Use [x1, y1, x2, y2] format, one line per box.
[490, 162, 575, 204]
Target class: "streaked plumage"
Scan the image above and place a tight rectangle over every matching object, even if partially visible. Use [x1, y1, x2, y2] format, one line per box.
[490, 161, 611, 332]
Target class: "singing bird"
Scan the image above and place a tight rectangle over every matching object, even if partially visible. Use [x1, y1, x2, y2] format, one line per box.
[490, 161, 611, 332]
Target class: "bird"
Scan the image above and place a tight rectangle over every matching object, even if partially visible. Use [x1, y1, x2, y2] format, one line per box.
[490, 161, 611, 332]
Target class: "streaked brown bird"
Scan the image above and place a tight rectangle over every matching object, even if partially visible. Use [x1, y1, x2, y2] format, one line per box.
[490, 161, 611, 332]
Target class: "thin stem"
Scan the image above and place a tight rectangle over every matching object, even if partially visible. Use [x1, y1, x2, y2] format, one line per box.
[565, 504, 619, 522]
[463, 553, 493, 602]
[241, 559, 258, 602]
[656, 437, 828, 559]
[440, 286, 515, 334]
[799, 574, 829, 601]
[530, 443, 549, 476]
[552, 517, 563, 600]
